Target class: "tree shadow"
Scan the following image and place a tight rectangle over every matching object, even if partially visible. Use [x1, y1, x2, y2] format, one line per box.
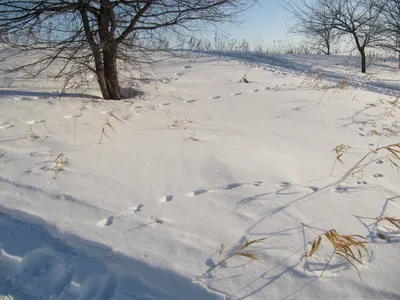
[0, 89, 101, 99]
[0, 204, 223, 300]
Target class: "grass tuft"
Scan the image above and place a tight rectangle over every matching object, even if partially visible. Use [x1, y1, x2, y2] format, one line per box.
[304, 229, 369, 279]
[54, 153, 66, 172]
[196, 237, 268, 280]
[98, 113, 123, 145]
[331, 144, 350, 175]
[25, 126, 40, 141]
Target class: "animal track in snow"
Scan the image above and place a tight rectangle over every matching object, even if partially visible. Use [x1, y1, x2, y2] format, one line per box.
[159, 195, 174, 203]
[230, 93, 242, 96]
[277, 181, 291, 188]
[186, 188, 208, 197]
[250, 89, 259, 92]
[25, 119, 46, 125]
[209, 96, 221, 100]
[372, 173, 384, 178]
[156, 103, 171, 108]
[64, 113, 82, 119]
[0, 122, 14, 130]
[116, 204, 143, 218]
[223, 181, 262, 190]
[356, 180, 368, 185]
[300, 186, 319, 193]
[97, 204, 142, 227]
[184, 100, 196, 103]
[185, 181, 262, 197]
[334, 186, 349, 193]
[96, 216, 114, 227]
[376, 160, 384, 164]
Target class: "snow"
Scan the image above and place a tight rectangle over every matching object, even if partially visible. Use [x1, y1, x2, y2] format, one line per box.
[0, 51, 399, 299]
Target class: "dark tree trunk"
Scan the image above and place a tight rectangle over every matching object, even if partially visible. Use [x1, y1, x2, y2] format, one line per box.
[96, 69, 111, 100]
[93, 51, 110, 99]
[103, 44, 121, 100]
[353, 35, 366, 73]
[325, 36, 330, 55]
[97, 0, 121, 100]
[360, 49, 366, 73]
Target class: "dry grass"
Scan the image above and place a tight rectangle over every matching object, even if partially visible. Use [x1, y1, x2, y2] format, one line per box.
[333, 142, 400, 185]
[301, 71, 354, 108]
[167, 118, 193, 130]
[301, 71, 326, 89]
[25, 126, 40, 141]
[54, 153, 66, 172]
[331, 144, 350, 175]
[354, 215, 400, 231]
[98, 113, 123, 144]
[184, 131, 200, 142]
[304, 229, 369, 278]
[239, 74, 250, 83]
[196, 237, 267, 280]
[353, 214, 400, 242]
[377, 217, 400, 230]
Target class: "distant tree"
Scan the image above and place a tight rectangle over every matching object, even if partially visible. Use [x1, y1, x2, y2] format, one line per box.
[0, 0, 256, 100]
[283, 0, 386, 73]
[379, 0, 400, 67]
[321, 0, 386, 73]
[282, 0, 338, 55]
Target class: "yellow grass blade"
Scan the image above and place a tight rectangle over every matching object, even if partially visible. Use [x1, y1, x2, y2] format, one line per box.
[236, 252, 259, 260]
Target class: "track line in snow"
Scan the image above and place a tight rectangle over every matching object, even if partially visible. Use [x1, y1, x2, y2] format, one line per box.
[185, 181, 263, 197]
[96, 205, 143, 227]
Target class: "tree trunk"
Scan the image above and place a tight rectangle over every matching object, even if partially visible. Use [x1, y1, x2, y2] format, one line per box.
[325, 38, 330, 55]
[96, 69, 111, 99]
[360, 50, 366, 73]
[80, 7, 111, 100]
[103, 44, 121, 100]
[93, 50, 110, 99]
[98, 0, 120, 100]
[353, 35, 366, 73]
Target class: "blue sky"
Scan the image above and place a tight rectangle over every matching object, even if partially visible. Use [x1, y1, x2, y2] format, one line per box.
[217, 0, 298, 45]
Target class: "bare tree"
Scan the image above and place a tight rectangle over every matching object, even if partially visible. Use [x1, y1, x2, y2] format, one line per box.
[322, 0, 386, 73]
[283, 0, 386, 73]
[282, 0, 338, 55]
[0, 1, 256, 100]
[379, 0, 400, 67]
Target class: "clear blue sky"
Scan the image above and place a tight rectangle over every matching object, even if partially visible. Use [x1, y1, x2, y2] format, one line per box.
[215, 0, 298, 45]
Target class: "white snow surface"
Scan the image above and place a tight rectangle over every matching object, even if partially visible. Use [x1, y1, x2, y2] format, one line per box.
[0, 51, 399, 299]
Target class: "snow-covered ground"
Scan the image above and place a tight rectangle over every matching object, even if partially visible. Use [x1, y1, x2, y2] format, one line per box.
[0, 51, 399, 299]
